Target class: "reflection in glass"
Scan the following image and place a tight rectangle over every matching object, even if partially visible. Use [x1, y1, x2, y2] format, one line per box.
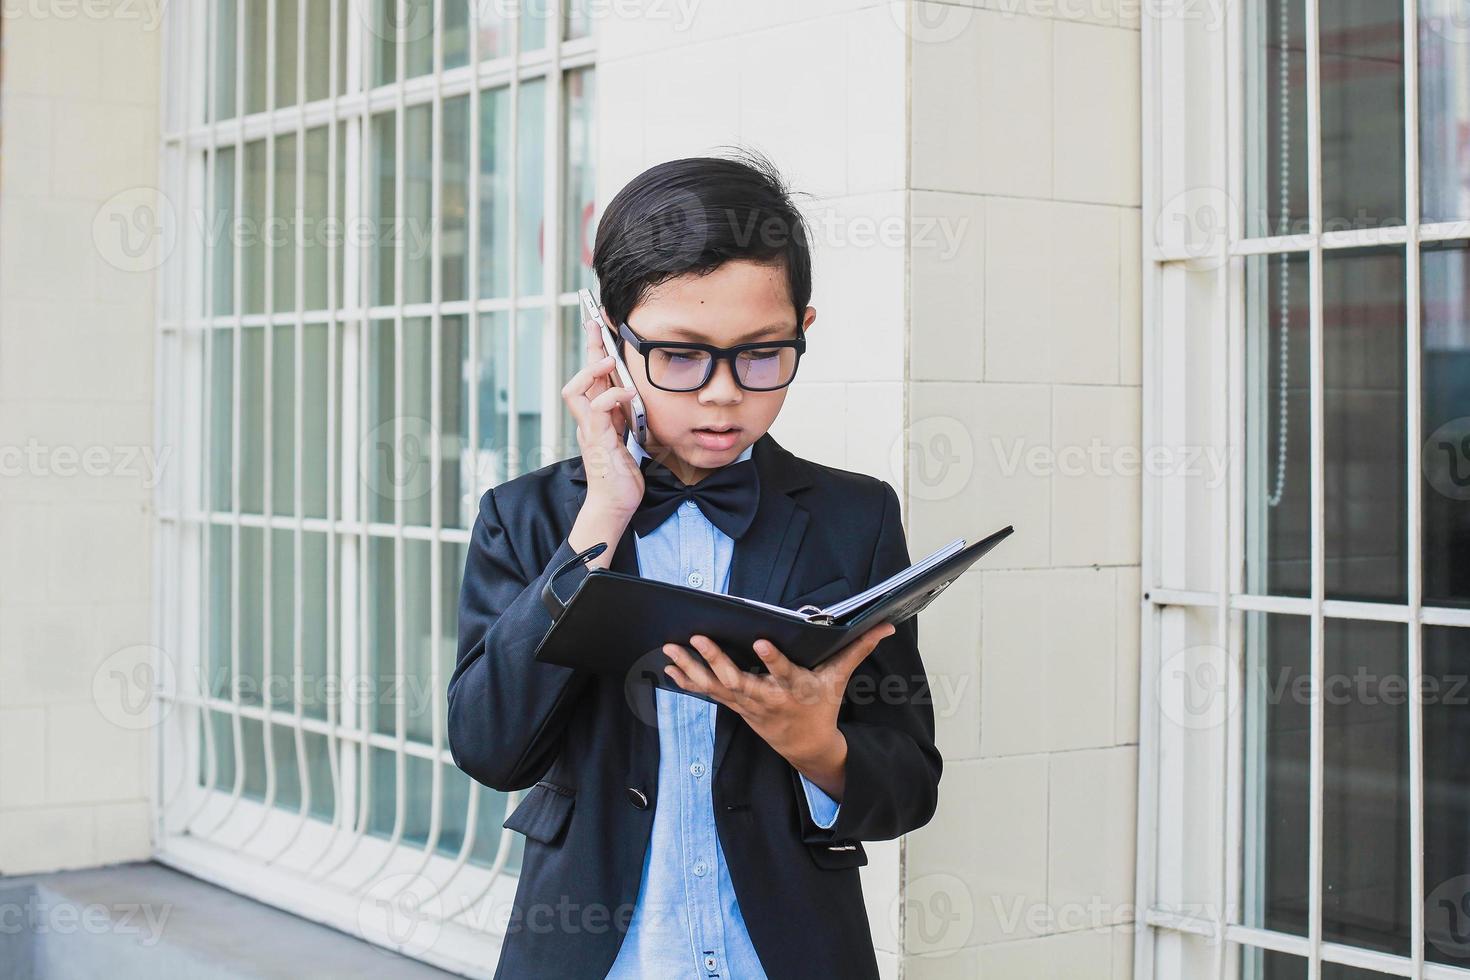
[209, 333, 234, 512]
[404, 104, 433, 306]
[1424, 626, 1470, 966]
[303, 127, 331, 312]
[212, 147, 237, 316]
[371, 112, 397, 308]
[243, 140, 268, 316]
[1322, 620, 1410, 956]
[1242, 947, 1308, 980]
[241, 328, 266, 515]
[272, 134, 296, 314]
[479, 87, 513, 299]
[1419, 0, 1470, 222]
[1319, 0, 1406, 230]
[1421, 241, 1470, 607]
[1324, 247, 1407, 603]
[443, 96, 471, 303]
[244, 0, 268, 115]
[275, 0, 299, 109]
[212, 0, 238, 123]
[402, 318, 433, 528]
[1246, 252, 1311, 596]
[271, 325, 294, 514]
[566, 0, 592, 40]
[367, 536, 394, 735]
[366, 321, 396, 524]
[442, 316, 472, 529]
[563, 68, 597, 292]
[521, 0, 550, 51]
[1244, 0, 1308, 237]
[518, 79, 548, 296]
[1243, 613, 1311, 939]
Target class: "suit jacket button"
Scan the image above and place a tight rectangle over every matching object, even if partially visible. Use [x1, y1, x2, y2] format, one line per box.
[626, 787, 649, 810]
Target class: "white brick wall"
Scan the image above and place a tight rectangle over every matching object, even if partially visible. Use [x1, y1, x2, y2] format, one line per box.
[904, 0, 1142, 974]
[0, 5, 160, 874]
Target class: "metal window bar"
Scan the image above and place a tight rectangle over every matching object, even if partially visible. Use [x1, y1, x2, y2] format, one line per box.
[155, 2, 591, 971]
[1138, 0, 1463, 975]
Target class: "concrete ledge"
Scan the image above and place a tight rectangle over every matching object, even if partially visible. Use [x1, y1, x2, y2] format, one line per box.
[0, 862, 460, 979]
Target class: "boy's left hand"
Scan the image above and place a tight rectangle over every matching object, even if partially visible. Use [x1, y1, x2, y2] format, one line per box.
[660, 622, 897, 803]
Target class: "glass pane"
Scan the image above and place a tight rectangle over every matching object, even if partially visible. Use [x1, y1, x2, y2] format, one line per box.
[404, 539, 433, 742]
[243, 139, 269, 315]
[207, 525, 233, 696]
[1246, 252, 1311, 597]
[516, 308, 545, 474]
[241, 327, 266, 514]
[370, 0, 398, 87]
[371, 112, 396, 308]
[299, 531, 332, 723]
[368, 750, 433, 846]
[1322, 619, 1410, 957]
[336, 120, 348, 305]
[563, 68, 597, 291]
[303, 126, 330, 312]
[404, 103, 433, 306]
[476, 310, 512, 486]
[270, 528, 294, 709]
[1424, 625, 1470, 966]
[271, 324, 294, 514]
[405, 0, 437, 80]
[1319, 0, 1406, 231]
[212, 146, 237, 317]
[239, 525, 265, 707]
[367, 535, 395, 735]
[443, 95, 471, 303]
[1244, 0, 1309, 237]
[442, 315, 472, 528]
[1418, 0, 1470, 222]
[521, 0, 550, 51]
[366, 320, 396, 524]
[276, 0, 299, 109]
[209, 331, 234, 512]
[1421, 240, 1470, 607]
[1243, 612, 1311, 937]
[1241, 948, 1308, 980]
[479, 86, 513, 299]
[272, 132, 297, 314]
[213, 0, 239, 122]
[301, 322, 336, 519]
[1324, 247, 1407, 603]
[566, 0, 592, 40]
[517, 79, 547, 297]
[477, 1, 510, 60]
[305, 0, 333, 102]
[403, 317, 433, 528]
[560, 304, 582, 460]
[444, 0, 471, 69]
[244, 0, 269, 115]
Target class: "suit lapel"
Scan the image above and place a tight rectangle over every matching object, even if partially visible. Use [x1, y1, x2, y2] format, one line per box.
[563, 433, 815, 773]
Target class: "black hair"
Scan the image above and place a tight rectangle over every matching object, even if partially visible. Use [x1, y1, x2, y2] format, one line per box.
[591, 147, 813, 350]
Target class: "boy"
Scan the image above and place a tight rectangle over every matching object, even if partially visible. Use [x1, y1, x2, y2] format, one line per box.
[447, 150, 942, 979]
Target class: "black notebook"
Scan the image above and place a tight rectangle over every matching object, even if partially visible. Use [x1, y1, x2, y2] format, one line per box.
[532, 525, 1014, 685]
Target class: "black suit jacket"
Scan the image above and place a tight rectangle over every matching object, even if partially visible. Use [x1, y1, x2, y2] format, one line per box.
[447, 432, 943, 979]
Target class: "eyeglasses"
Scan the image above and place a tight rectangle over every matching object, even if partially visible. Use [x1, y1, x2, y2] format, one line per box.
[617, 321, 806, 393]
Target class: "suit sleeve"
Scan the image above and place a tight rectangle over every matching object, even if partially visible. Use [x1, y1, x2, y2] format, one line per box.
[447, 486, 595, 792]
[790, 479, 943, 843]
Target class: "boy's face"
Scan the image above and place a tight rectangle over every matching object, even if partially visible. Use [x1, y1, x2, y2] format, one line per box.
[621, 258, 817, 484]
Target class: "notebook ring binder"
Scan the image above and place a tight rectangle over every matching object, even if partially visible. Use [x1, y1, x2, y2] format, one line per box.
[541, 542, 609, 620]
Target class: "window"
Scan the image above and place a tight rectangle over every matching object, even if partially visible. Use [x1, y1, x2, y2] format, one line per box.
[1140, 0, 1470, 976]
[152, 2, 595, 971]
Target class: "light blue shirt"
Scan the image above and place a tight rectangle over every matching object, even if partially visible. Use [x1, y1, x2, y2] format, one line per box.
[605, 435, 841, 979]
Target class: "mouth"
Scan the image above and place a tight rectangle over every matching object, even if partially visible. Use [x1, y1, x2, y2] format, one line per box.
[691, 425, 742, 450]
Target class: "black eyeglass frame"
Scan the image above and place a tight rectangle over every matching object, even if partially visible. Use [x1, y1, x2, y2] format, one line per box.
[616, 320, 807, 392]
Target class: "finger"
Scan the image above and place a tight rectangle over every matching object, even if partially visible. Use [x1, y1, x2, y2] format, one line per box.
[688, 635, 753, 698]
[588, 383, 636, 416]
[818, 622, 895, 681]
[562, 357, 620, 426]
[662, 643, 720, 694]
[752, 638, 801, 685]
[664, 663, 693, 691]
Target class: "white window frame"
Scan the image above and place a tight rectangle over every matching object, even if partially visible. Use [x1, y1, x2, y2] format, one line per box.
[150, 3, 593, 974]
[1137, 0, 1470, 977]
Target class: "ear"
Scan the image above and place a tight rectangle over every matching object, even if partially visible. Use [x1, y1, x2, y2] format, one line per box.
[801, 306, 817, 334]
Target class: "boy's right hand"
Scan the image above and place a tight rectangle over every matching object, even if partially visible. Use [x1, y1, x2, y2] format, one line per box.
[563, 315, 644, 566]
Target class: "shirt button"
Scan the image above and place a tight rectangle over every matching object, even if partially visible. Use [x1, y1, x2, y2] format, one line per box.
[690, 762, 706, 778]
[687, 571, 704, 588]
[692, 861, 708, 877]
[705, 955, 718, 971]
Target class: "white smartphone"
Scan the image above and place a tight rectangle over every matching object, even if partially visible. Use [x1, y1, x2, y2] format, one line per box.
[578, 288, 649, 447]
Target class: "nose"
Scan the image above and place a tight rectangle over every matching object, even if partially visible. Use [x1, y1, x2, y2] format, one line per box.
[698, 357, 743, 405]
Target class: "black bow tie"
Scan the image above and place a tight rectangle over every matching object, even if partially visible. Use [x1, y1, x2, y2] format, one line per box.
[632, 454, 761, 540]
